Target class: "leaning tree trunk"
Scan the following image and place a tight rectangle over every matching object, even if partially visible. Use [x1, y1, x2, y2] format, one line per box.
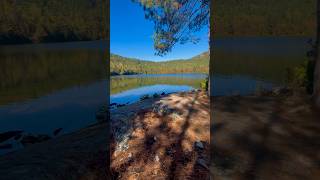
[314, 0, 320, 108]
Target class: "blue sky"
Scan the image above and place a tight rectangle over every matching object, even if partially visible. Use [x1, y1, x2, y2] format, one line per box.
[110, 0, 209, 62]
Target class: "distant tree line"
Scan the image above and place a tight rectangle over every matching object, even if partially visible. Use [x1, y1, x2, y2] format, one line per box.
[0, 0, 107, 44]
[110, 52, 209, 75]
[214, 0, 316, 37]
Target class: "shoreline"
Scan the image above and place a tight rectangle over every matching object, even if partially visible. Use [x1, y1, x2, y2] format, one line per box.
[0, 90, 318, 179]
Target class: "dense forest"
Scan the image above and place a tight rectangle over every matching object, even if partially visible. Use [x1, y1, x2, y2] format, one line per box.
[0, 0, 107, 44]
[110, 52, 209, 75]
[214, 0, 316, 36]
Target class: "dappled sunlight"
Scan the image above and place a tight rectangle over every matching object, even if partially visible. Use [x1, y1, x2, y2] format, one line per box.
[110, 91, 210, 179]
[211, 95, 320, 179]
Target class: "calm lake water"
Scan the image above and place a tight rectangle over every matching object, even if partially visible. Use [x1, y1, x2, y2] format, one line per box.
[111, 37, 309, 104]
[0, 37, 308, 154]
[0, 41, 107, 155]
[110, 74, 207, 105]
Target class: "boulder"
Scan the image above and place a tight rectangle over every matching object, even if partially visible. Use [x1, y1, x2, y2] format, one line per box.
[20, 134, 51, 146]
[0, 130, 23, 143]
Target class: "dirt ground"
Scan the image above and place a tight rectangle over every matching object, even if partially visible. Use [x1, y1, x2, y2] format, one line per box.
[1, 91, 318, 179]
[211, 95, 320, 180]
[110, 91, 210, 180]
[111, 92, 320, 180]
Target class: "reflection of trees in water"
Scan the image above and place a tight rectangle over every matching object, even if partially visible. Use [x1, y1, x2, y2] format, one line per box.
[214, 51, 307, 84]
[111, 76, 205, 94]
[0, 49, 106, 105]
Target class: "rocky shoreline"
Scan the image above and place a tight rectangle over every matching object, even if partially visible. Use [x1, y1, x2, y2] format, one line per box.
[0, 88, 318, 179]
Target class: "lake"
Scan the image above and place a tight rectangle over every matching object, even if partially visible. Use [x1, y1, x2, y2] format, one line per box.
[110, 74, 207, 105]
[0, 37, 308, 155]
[0, 41, 107, 155]
[111, 37, 309, 104]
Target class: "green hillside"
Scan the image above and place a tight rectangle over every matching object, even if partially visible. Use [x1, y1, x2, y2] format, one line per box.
[0, 0, 107, 44]
[110, 52, 209, 75]
[213, 0, 316, 36]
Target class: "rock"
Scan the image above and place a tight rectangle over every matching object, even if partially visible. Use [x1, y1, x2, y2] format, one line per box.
[153, 93, 160, 98]
[0, 143, 12, 150]
[153, 102, 174, 116]
[0, 130, 23, 143]
[272, 87, 291, 96]
[110, 103, 117, 106]
[115, 134, 130, 154]
[116, 104, 126, 108]
[14, 134, 23, 141]
[53, 128, 63, 136]
[195, 141, 204, 149]
[140, 94, 150, 101]
[154, 155, 159, 162]
[197, 158, 209, 170]
[20, 134, 51, 146]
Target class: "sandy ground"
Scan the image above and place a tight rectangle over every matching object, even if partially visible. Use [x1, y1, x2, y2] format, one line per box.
[110, 91, 210, 179]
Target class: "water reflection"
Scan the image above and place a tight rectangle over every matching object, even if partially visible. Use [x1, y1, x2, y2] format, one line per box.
[0, 41, 107, 154]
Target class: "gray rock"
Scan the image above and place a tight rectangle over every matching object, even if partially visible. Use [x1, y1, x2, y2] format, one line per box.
[153, 102, 175, 116]
[197, 158, 209, 170]
[115, 133, 131, 154]
[0, 143, 12, 150]
[0, 130, 23, 143]
[20, 134, 51, 146]
[195, 141, 204, 149]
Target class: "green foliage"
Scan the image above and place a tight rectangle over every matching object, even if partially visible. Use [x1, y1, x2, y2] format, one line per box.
[285, 60, 314, 93]
[0, 0, 107, 44]
[213, 0, 316, 36]
[133, 0, 209, 55]
[110, 52, 209, 75]
[200, 76, 208, 91]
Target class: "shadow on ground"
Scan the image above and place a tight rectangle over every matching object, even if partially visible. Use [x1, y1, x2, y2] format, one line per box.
[110, 91, 210, 179]
[211, 95, 320, 180]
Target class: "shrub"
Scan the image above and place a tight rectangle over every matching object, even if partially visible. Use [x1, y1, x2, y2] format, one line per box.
[200, 76, 209, 91]
[285, 59, 314, 94]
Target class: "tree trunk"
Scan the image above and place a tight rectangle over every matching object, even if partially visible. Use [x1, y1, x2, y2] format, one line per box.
[313, 0, 320, 108]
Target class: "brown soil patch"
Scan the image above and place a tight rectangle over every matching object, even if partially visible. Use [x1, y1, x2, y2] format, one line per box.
[211, 95, 320, 180]
[111, 91, 210, 180]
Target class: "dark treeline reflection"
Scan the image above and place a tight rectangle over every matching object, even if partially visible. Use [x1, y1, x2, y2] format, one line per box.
[111, 75, 205, 95]
[213, 37, 309, 85]
[0, 45, 106, 106]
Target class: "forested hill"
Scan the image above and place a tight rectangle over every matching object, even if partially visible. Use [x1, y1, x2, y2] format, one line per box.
[110, 52, 209, 75]
[0, 0, 107, 44]
[214, 0, 316, 36]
